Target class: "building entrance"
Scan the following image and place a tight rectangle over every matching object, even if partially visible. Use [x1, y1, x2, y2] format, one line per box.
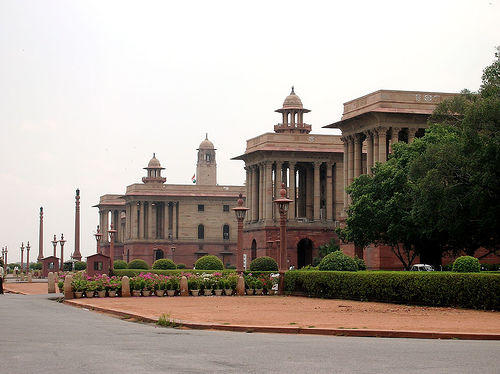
[154, 249, 164, 261]
[297, 238, 313, 269]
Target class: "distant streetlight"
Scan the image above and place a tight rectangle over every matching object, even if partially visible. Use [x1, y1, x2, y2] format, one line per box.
[94, 225, 102, 254]
[232, 193, 249, 273]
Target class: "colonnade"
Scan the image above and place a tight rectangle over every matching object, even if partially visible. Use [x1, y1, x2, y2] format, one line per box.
[341, 126, 420, 209]
[245, 160, 339, 223]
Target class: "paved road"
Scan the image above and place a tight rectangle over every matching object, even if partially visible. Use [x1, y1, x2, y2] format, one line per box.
[0, 294, 498, 374]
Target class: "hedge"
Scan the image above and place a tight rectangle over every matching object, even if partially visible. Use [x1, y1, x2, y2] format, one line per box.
[152, 259, 177, 270]
[128, 259, 149, 270]
[284, 271, 500, 310]
[113, 269, 237, 277]
[194, 255, 224, 270]
[250, 256, 278, 271]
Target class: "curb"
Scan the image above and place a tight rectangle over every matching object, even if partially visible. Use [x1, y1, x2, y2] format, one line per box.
[63, 300, 500, 341]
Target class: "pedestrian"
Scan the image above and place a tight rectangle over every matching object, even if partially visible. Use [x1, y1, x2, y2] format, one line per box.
[0, 261, 4, 294]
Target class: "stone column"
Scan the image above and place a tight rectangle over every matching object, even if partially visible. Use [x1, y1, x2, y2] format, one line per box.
[390, 127, 400, 153]
[139, 202, 145, 239]
[348, 136, 354, 185]
[38, 207, 44, 261]
[245, 167, 251, 223]
[354, 134, 363, 178]
[110, 210, 116, 242]
[342, 137, 348, 211]
[150, 203, 156, 239]
[125, 204, 130, 240]
[132, 203, 139, 239]
[334, 161, 343, 220]
[265, 162, 273, 222]
[326, 162, 333, 221]
[408, 128, 418, 143]
[306, 164, 313, 219]
[313, 161, 321, 221]
[365, 131, 373, 175]
[172, 202, 178, 239]
[163, 202, 169, 238]
[373, 130, 379, 164]
[252, 165, 259, 222]
[258, 164, 264, 221]
[102, 210, 109, 243]
[274, 161, 283, 220]
[378, 127, 388, 163]
[289, 162, 296, 220]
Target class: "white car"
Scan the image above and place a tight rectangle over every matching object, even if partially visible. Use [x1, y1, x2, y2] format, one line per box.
[410, 264, 435, 271]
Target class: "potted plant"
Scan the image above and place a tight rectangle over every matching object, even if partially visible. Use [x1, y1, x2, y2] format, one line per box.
[155, 276, 166, 297]
[107, 276, 121, 297]
[95, 278, 106, 298]
[245, 276, 255, 295]
[166, 277, 179, 297]
[201, 276, 213, 296]
[72, 275, 87, 298]
[254, 279, 264, 295]
[86, 280, 97, 298]
[130, 277, 144, 297]
[188, 278, 200, 296]
[214, 277, 225, 296]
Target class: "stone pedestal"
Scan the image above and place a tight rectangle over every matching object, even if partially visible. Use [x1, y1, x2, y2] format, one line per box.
[27, 272, 32, 283]
[236, 275, 245, 296]
[121, 276, 131, 297]
[63, 275, 73, 299]
[180, 276, 188, 296]
[47, 272, 55, 293]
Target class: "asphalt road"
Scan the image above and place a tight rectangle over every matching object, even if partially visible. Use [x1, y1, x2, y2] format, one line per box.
[0, 294, 498, 374]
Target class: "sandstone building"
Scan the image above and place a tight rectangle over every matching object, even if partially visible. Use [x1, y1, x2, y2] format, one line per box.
[95, 137, 244, 267]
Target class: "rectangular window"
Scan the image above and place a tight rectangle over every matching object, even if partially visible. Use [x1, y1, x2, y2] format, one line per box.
[198, 204, 204, 212]
[94, 261, 103, 271]
[223, 205, 229, 212]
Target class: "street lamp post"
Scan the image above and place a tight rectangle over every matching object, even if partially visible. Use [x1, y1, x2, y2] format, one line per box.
[171, 246, 176, 263]
[232, 193, 249, 274]
[94, 225, 102, 254]
[26, 241, 31, 274]
[52, 235, 58, 257]
[108, 224, 117, 273]
[4, 246, 7, 269]
[20, 242, 24, 274]
[273, 183, 292, 294]
[59, 234, 66, 271]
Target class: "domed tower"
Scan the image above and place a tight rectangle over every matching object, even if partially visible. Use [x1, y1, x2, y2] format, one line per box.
[142, 153, 166, 184]
[196, 134, 217, 186]
[274, 87, 312, 134]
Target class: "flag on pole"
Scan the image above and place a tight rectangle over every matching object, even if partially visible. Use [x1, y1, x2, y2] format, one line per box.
[191, 174, 196, 183]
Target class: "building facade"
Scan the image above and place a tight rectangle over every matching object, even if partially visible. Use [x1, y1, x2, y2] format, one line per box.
[233, 88, 346, 268]
[95, 138, 245, 268]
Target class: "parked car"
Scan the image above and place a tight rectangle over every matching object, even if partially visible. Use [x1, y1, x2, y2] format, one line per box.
[410, 264, 435, 271]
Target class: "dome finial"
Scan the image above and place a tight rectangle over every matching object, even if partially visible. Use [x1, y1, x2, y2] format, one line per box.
[153, 152, 155, 158]
[205, 133, 208, 140]
[291, 86, 295, 94]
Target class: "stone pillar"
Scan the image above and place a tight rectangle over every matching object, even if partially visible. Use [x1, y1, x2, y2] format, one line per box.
[149, 203, 156, 239]
[274, 162, 283, 220]
[342, 137, 348, 211]
[348, 136, 354, 185]
[390, 127, 400, 153]
[334, 161, 343, 220]
[313, 161, 321, 221]
[408, 128, 418, 143]
[354, 134, 363, 178]
[326, 162, 333, 221]
[305, 165, 313, 219]
[251, 165, 259, 222]
[245, 167, 251, 223]
[48, 272, 55, 293]
[289, 162, 296, 220]
[163, 202, 169, 238]
[121, 276, 131, 297]
[125, 204, 131, 240]
[103, 210, 109, 243]
[110, 210, 116, 242]
[139, 202, 145, 239]
[132, 203, 139, 239]
[378, 127, 388, 163]
[180, 276, 188, 296]
[63, 275, 73, 299]
[38, 207, 44, 262]
[258, 164, 264, 221]
[73, 189, 82, 261]
[236, 275, 245, 296]
[265, 162, 273, 222]
[365, 131, 373, 175]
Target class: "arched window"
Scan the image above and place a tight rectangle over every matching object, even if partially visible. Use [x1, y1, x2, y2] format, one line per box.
[205, 153, 211, 162]
[223, 224, 229, 240]
[198, 224, 204, 240]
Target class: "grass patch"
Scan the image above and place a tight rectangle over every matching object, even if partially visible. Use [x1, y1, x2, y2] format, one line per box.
[157, 313, 181, 328]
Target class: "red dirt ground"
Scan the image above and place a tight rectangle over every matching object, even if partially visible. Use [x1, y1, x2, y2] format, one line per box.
[6, 283, 499, 334]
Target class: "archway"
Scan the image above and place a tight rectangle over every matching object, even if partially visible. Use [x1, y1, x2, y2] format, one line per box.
[297, 238, 313, 269]
[154, 249, 164, 261]
[251, 239, 257, 261]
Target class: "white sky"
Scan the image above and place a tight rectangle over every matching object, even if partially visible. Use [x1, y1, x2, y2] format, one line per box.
[1, 0, 498, 263]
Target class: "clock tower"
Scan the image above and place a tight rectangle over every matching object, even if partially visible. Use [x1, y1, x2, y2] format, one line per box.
[196, 134, 217, 186]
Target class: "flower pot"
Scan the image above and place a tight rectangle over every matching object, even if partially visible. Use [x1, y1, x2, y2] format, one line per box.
[132, 290, 142, 297]
[108, 290, 116, 297]
[74, 291, 83, 299]
[246, 289, 254, 295]
[86, 291, 94, 298]
[97, 290, 106, 298]
[255, 288, 263, 295]
[190, 289, 200, 296]
[204, 289, 212, 296]
[224, 289, 233, 296]
[155, 290, 165, 297]
[167, 290, 176, 297]
[214, 289, 223, 296]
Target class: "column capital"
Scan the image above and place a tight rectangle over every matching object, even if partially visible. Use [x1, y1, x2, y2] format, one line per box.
[407, 127, 418, 135]
[363, 129, 374, 137]
[313, 161, 323, 168]
[375, 126, 389, 134]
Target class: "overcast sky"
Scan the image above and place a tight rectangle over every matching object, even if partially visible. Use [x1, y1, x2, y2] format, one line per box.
[0, 0, 498, 263]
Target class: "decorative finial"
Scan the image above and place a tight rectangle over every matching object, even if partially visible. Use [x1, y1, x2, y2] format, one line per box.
[280, 182, 287, 198]
[291, 86, 295, 94]
[76, 188, 80, 196]
[237, 193, 244, 206]
[205, 133, 208, 140]
[153, 152, 155, 158]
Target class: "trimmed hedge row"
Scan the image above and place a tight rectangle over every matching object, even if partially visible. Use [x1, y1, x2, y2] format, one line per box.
[284, 271, 500, 310]
[112, 269, 276, 278]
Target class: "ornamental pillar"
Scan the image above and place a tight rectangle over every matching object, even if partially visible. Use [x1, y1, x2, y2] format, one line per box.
[365, 131, 373, 175]
[313, 161, 321, 221]
[354, 133, 363, 178]
[326, 162, 333, 221]
[377, 127, 388, 163]
[288, 162, 296, 220]
[341, 137, 348, 211]
[408, 128, 418, 143]
[390, 127, 400, 154]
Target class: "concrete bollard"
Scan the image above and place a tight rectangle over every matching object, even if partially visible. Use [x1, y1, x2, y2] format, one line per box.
[180, 276, 189, 296]
[28, 272, 32, 283]
[121, 276, 130, 297]
[236, 275, 245, 296]
[63, 275, 73, 299]
[48, 272, 55, 293]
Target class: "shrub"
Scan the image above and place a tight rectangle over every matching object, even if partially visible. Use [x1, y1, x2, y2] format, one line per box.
[226, 264, 236, 270]
[354, 256, 367, 271]
[250, 256, 278, 271]
[299, 265, 319, 271]
[194, 255, 224, 270]
[112, 269, 236, 277]
[113, 260, 127, 269]
[176, 263, 187, 269]
[128, 259, 149, 270]
[30, 262, 43, 270]
[284, 271, 500, 310]
[63, 261, 73, 271]
[74, 261, 87, 271]
[453, 256, 481, 273]
[318, 251, 358, 271]
[152, 259, 176, 270]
